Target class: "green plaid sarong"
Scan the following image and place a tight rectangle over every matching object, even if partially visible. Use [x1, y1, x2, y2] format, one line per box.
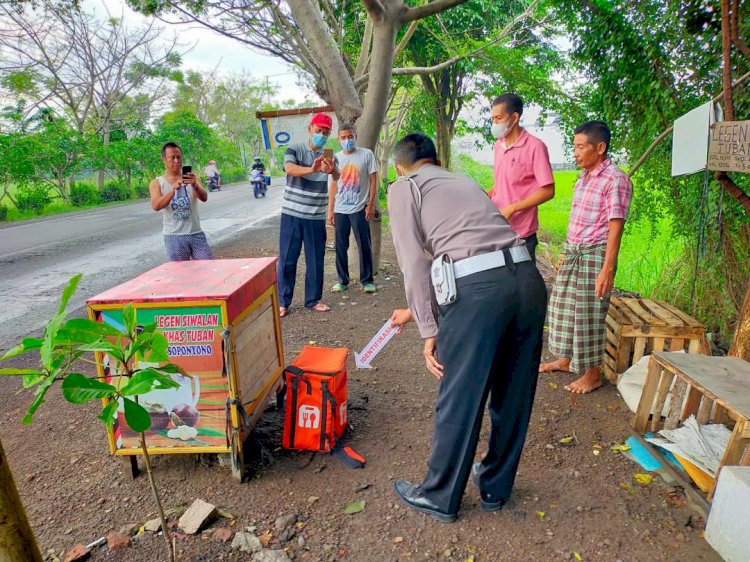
[547, 243, 610, 374]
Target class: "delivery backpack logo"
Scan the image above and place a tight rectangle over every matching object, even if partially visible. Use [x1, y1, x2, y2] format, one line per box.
[298, 405, 320, 429]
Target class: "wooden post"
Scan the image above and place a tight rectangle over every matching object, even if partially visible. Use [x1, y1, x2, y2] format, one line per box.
[0, 436, 43, 562]
[729, 285, 750, 361]
[720, 0, 750, 360]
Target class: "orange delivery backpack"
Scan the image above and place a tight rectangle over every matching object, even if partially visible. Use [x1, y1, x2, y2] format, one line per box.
[282, 346, 365, 468]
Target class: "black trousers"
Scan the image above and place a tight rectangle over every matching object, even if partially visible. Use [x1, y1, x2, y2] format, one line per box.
[523, 233, 538, 264]
[278, 213, 326, 308]
[334, 209, 374, 285]
[420, 260, 547, 514]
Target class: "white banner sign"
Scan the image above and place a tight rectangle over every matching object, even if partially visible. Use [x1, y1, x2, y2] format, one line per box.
[354, 319, 399, 369]
[671, 101, 717, 177]
[260, 110, 338, 149]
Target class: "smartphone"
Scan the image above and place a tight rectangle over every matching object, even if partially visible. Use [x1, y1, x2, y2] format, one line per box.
[182, 165, 192, 176]
[323, 148, 334, 160]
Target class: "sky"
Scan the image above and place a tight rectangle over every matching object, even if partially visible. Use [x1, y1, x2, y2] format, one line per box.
[82, 0, 568, 163]
[83, 0, 320, 105]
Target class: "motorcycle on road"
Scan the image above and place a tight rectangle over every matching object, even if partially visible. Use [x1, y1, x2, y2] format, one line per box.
[250, 169, 267, 198]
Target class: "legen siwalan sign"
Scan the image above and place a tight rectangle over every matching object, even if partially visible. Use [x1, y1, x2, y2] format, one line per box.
[707, 120, 750, 173]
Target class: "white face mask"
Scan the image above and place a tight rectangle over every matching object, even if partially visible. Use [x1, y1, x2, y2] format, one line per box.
[491, 120, 510, 139]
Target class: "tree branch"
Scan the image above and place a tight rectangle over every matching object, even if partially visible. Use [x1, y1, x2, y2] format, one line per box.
[400, 0, 471, 24]
[361, 0, 386, 19]
[715, 172, 750, 213]
[393, 20, 419, 61]
[394, 0, 538, 76]
[354, 14, 374, 79]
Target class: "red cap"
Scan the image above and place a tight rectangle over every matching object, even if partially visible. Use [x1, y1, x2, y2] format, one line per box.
[310, 112, 333, 129]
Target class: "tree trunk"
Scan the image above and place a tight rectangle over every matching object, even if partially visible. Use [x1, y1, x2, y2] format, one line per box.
[97, 129, 111, 189]
[729, 283, 750, 360]
[435, 113, 453, 170]
[0, 436, 43, 562]
[356, 19, 399, 149]
[286, 0, 363, 124]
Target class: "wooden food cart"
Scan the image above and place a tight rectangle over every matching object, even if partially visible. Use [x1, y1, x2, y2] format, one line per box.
[86, 258, 285, 481]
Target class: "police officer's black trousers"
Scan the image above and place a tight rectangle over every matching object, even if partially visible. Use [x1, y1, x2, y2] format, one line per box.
[420, 260, 547, 515]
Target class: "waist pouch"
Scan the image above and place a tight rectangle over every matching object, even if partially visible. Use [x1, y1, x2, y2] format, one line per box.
[431, 254, 457, 306]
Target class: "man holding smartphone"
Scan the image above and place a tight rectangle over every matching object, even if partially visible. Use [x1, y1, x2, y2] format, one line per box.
[278, 112, 339, 317]
[149, 142, 212, 261]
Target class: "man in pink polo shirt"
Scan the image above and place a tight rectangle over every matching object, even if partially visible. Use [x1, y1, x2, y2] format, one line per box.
[540, 121, 633, 394]
[489, 93, 555, 263]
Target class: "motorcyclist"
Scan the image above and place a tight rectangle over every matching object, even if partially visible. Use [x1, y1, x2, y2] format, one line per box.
[204, 160, 221, 189]
[251, 156, 266, 175]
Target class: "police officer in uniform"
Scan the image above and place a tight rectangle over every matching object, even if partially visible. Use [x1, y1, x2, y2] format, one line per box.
[388, 133, 547, 522]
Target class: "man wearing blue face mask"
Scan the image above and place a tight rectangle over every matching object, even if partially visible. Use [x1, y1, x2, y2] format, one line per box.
[327, 123, 378, 294]
[279, 112, 340, 317]
[489, 93, 555, 264]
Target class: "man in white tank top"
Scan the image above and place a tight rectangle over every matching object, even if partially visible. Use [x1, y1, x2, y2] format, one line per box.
[149, 142, 213, 261]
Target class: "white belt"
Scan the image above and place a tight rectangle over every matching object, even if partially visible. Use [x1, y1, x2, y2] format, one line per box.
[453, 246, 531, 279]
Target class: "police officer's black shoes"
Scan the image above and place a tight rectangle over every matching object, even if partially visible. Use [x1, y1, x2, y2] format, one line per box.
[471, 462, 506, 512]
[393, 480, 457, 523]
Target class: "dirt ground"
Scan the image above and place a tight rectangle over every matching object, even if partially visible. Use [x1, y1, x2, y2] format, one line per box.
[0, 217, 721, 562]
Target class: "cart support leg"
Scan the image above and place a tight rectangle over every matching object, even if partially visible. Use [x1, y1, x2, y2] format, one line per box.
[231, 432, 245, 483]
[123, 455, 140, 479]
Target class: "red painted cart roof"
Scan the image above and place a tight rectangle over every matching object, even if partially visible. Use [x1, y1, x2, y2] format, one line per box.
[87, 259, 277, 314]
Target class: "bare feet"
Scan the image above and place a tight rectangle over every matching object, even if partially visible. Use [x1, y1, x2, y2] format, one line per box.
[539, 357, 571, 373]
[312, 302, 330, 312]
[564, 367, 603, 394]
[279, 306, 288, 318]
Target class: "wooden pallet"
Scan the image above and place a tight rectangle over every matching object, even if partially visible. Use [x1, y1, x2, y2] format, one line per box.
[603, 297, 707, 384]
[632, 352, 750, 501]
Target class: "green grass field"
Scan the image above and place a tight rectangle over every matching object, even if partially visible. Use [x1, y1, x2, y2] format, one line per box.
[453, 154, 684, 297]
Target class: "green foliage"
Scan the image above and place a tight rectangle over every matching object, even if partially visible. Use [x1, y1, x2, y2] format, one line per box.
[134, 184, 151, 198]
[70, 181, 101, 207]
[452, 153, 495, 190]
[402, 0, 562, 166]
[0, 274, 182, 432]
[100, 179, 132, 203]
[222, 166, 248, 183]
[0, 205, 7, 221]
[550, 0, 750, 337]
[15, 184, 52, 214]
[155, 109, 216, 168]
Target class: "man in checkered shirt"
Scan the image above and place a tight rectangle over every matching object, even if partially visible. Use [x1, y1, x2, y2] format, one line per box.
[539, 121, 633, 393]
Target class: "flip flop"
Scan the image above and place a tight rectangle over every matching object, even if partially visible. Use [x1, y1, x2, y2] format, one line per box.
[312, 303, 330, 312]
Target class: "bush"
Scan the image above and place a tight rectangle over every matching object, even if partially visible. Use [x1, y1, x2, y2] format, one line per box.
[222, 167, 247, 183]
[70, 182, 101, 207]
[134, 184, 151, 199]
[100, 180, 132, 203]
[0, 205, 7, 222]
[16, 185, 52, 215]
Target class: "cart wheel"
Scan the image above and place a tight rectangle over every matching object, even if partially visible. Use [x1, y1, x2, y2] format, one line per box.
[230, 430, 245, 482]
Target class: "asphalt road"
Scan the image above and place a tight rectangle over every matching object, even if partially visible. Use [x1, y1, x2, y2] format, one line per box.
[0, 180, 284, 350]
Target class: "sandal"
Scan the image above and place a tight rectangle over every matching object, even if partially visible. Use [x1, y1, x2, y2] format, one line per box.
[312, 303, 330, 312]
[279, 306, 289, 318]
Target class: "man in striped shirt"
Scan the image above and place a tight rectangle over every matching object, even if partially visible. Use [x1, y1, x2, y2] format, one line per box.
[278, 112, 340, 317]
